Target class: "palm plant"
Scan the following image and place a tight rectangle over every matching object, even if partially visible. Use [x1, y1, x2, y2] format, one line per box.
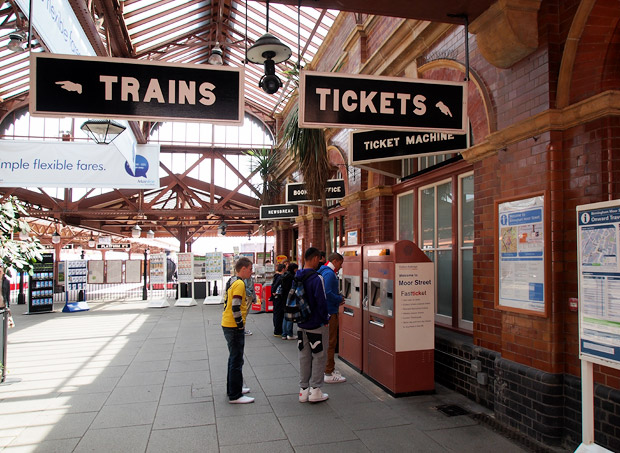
[245, 148, 282, 263]
[280, 103, 335, 255]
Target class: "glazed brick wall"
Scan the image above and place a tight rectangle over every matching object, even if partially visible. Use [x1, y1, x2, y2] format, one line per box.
[361, 194, 394, 243]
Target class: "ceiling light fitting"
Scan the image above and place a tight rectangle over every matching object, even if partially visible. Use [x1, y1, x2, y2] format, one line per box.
[146, 229, 155, 239]
[131, 224, 142, 238]
[88, 234, 96, 248]
[8, 31, 26, 52]
[208, 43, 224, 65]
[80, 119, 126, 144]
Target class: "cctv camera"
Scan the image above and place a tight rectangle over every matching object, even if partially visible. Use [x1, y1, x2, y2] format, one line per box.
[259, 58, 282, 95]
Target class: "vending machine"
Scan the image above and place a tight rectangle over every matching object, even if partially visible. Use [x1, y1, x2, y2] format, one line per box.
[363, 240, 435, 395]
[338, 245, 364, 371]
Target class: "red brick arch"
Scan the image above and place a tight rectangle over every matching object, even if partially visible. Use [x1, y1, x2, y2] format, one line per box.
[417, 60, 493, 145]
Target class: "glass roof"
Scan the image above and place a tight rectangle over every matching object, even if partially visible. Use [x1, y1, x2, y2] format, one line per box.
[0, 0, 337, 120]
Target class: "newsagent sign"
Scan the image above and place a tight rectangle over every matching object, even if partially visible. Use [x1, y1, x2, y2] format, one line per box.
[30, 53, 244, 125]
[350, 129, 468, 165]
[299, 71, 467, 133]
[286, 179, 345, 203]
[260, 204, 299, 220]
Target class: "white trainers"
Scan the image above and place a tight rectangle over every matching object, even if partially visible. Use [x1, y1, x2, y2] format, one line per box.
[308, 387, 329, 403]
[287, 335, 296, 340]
[242, 387, 250, 394]
[229, 395, 255, 404]
[299, 387, 309, 403]
[324, 371, 347, 384]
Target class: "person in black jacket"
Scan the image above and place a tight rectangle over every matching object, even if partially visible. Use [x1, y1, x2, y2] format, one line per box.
[0, 267, 10, 308]
[279, 263, 297, 339]
[270, 263, 286, 336]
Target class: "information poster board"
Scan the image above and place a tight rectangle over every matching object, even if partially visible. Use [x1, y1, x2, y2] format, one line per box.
[577, 200, 620, 366]
[177, 253, 194, 283]
[222, 253, 235, 276]
[66, 260, 88, 290]
[240, 252, 254, 262]
[496, 194, 547, 315]
[106, 260, 123, 283]
[125, 260, 142, 283]
[88, 261, 104, 284]
[205, 252, 223, 280]
[150, 254, 166, 284]
[395, 263, 435, 352]
[193, 255, 206, 279]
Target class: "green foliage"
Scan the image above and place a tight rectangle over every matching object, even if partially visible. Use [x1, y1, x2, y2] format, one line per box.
[245, 148, 282, 205]
[0, 197, 45, 277]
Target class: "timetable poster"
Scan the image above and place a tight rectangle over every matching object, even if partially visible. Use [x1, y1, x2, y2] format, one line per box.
[497, 195, 545, 313]
[177, 253, 194, 283]
[222, 253, 235, 276]
[577, 200, 620, 366]
[193, 255, 206, 279]
[150, 254, 166, 284]
[205, 252, 223, 280]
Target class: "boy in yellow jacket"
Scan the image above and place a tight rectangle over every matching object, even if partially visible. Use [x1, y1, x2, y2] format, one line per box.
[221, 257, 254, 404]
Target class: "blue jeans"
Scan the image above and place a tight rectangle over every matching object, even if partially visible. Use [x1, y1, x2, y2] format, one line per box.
[282, 318, 293, 337]
[222, 327, 245, 400]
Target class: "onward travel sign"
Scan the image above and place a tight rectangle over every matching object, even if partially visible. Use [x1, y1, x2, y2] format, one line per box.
[299, 71, 467, 133]
[30, 53, 244, 124]
[350, 129, 468, 165]
[286, 179, 345, 203]
[260, 204, 299, 220]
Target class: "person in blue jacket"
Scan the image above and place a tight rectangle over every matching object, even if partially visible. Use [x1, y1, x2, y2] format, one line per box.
[318, 252, 346, 384]
[296, 247, 330, 403]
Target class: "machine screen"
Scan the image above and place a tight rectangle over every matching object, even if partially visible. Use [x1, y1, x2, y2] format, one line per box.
[371, 282, 381, 307]
[343, 279, 352, 298]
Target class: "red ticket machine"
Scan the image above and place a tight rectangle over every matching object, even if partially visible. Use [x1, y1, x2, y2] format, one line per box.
[363, 241, 435, 395]
[338, 245, 364, 371]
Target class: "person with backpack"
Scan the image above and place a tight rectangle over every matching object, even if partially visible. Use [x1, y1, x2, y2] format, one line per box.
[270, 263, 286, 337]
[318, 252, 347, 384]
[221, 257, 255, 404]
[280, 263, 298, 340]
[295, 247, 330, 403]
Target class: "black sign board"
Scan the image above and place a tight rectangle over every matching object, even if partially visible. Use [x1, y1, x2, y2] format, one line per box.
[286, 179, 346, 203]
[350, 130, 468, 165]
[96, 243, 131, 249]
[30, 53, 244, 125]
[260, 204, 300, 220]
[299, 71, 467, 133]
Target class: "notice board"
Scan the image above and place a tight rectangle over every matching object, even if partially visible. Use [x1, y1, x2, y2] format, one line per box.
[106, 260, 123, 283]
[125, 260, 142, 283]
[577, 200, 620, 368]
[495, 193, 548, 316]
[88, 261, 104, 284]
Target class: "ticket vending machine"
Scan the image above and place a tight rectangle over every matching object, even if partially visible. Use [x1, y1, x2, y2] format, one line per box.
[338, 245, 364, 371]
[363, 240, 435, 395]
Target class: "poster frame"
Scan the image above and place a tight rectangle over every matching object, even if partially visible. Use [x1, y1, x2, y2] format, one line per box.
[494, 191, 550, 318]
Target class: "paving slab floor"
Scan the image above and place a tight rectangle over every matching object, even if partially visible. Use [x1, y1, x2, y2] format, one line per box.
[0, 299, 541, 452]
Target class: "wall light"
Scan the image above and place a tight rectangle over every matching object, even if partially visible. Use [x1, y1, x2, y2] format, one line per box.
[146, 229, 155, 239]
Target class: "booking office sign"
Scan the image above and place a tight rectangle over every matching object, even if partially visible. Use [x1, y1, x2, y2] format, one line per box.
[577, 200, 620, 367]
[30, 53, 244, 124]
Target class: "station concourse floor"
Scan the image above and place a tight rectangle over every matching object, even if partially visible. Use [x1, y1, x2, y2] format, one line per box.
[0, 299, 539, 453]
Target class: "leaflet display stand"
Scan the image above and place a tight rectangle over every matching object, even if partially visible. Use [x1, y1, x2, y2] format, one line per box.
[147, 253, 169, 308]
[27, 253, 54, 314]
[175, 253, 196, 306]
[204, 252, 224, 305]
[63, 260, 89, 312]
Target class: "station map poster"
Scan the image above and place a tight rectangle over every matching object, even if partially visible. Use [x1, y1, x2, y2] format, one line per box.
[193, 255, 206, 279]
[222, 253, 234, 276]
[88, 261, 104, 284]
[577, 200, 620, 367]
[125, 260, 142, 283]
[205, 252, 223, 280]
[106, 260, 123, 283]
[496, 194, 547, 315]
[177, 253, 194, 283]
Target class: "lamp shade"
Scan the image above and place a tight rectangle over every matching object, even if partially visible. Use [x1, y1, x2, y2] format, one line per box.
[246, 33, 291, 64]
[146, 229, 155, 239]
[80, 119, 126, 144]
[131, 224, 142, 238]
[8, 32, 25, 52]
[208, 44, 223, 65]
[51, 231, 61, 244]
[88, 237, 96, 248]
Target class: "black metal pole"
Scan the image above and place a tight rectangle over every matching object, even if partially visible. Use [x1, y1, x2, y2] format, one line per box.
[17, 272, 25, 305]
[142, 249, 148, 300]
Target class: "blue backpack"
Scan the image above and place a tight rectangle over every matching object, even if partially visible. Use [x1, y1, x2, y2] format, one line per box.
[284, 270, 315, 323]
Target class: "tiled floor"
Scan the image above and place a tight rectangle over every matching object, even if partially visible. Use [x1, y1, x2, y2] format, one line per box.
[0, 299, 532, 452]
